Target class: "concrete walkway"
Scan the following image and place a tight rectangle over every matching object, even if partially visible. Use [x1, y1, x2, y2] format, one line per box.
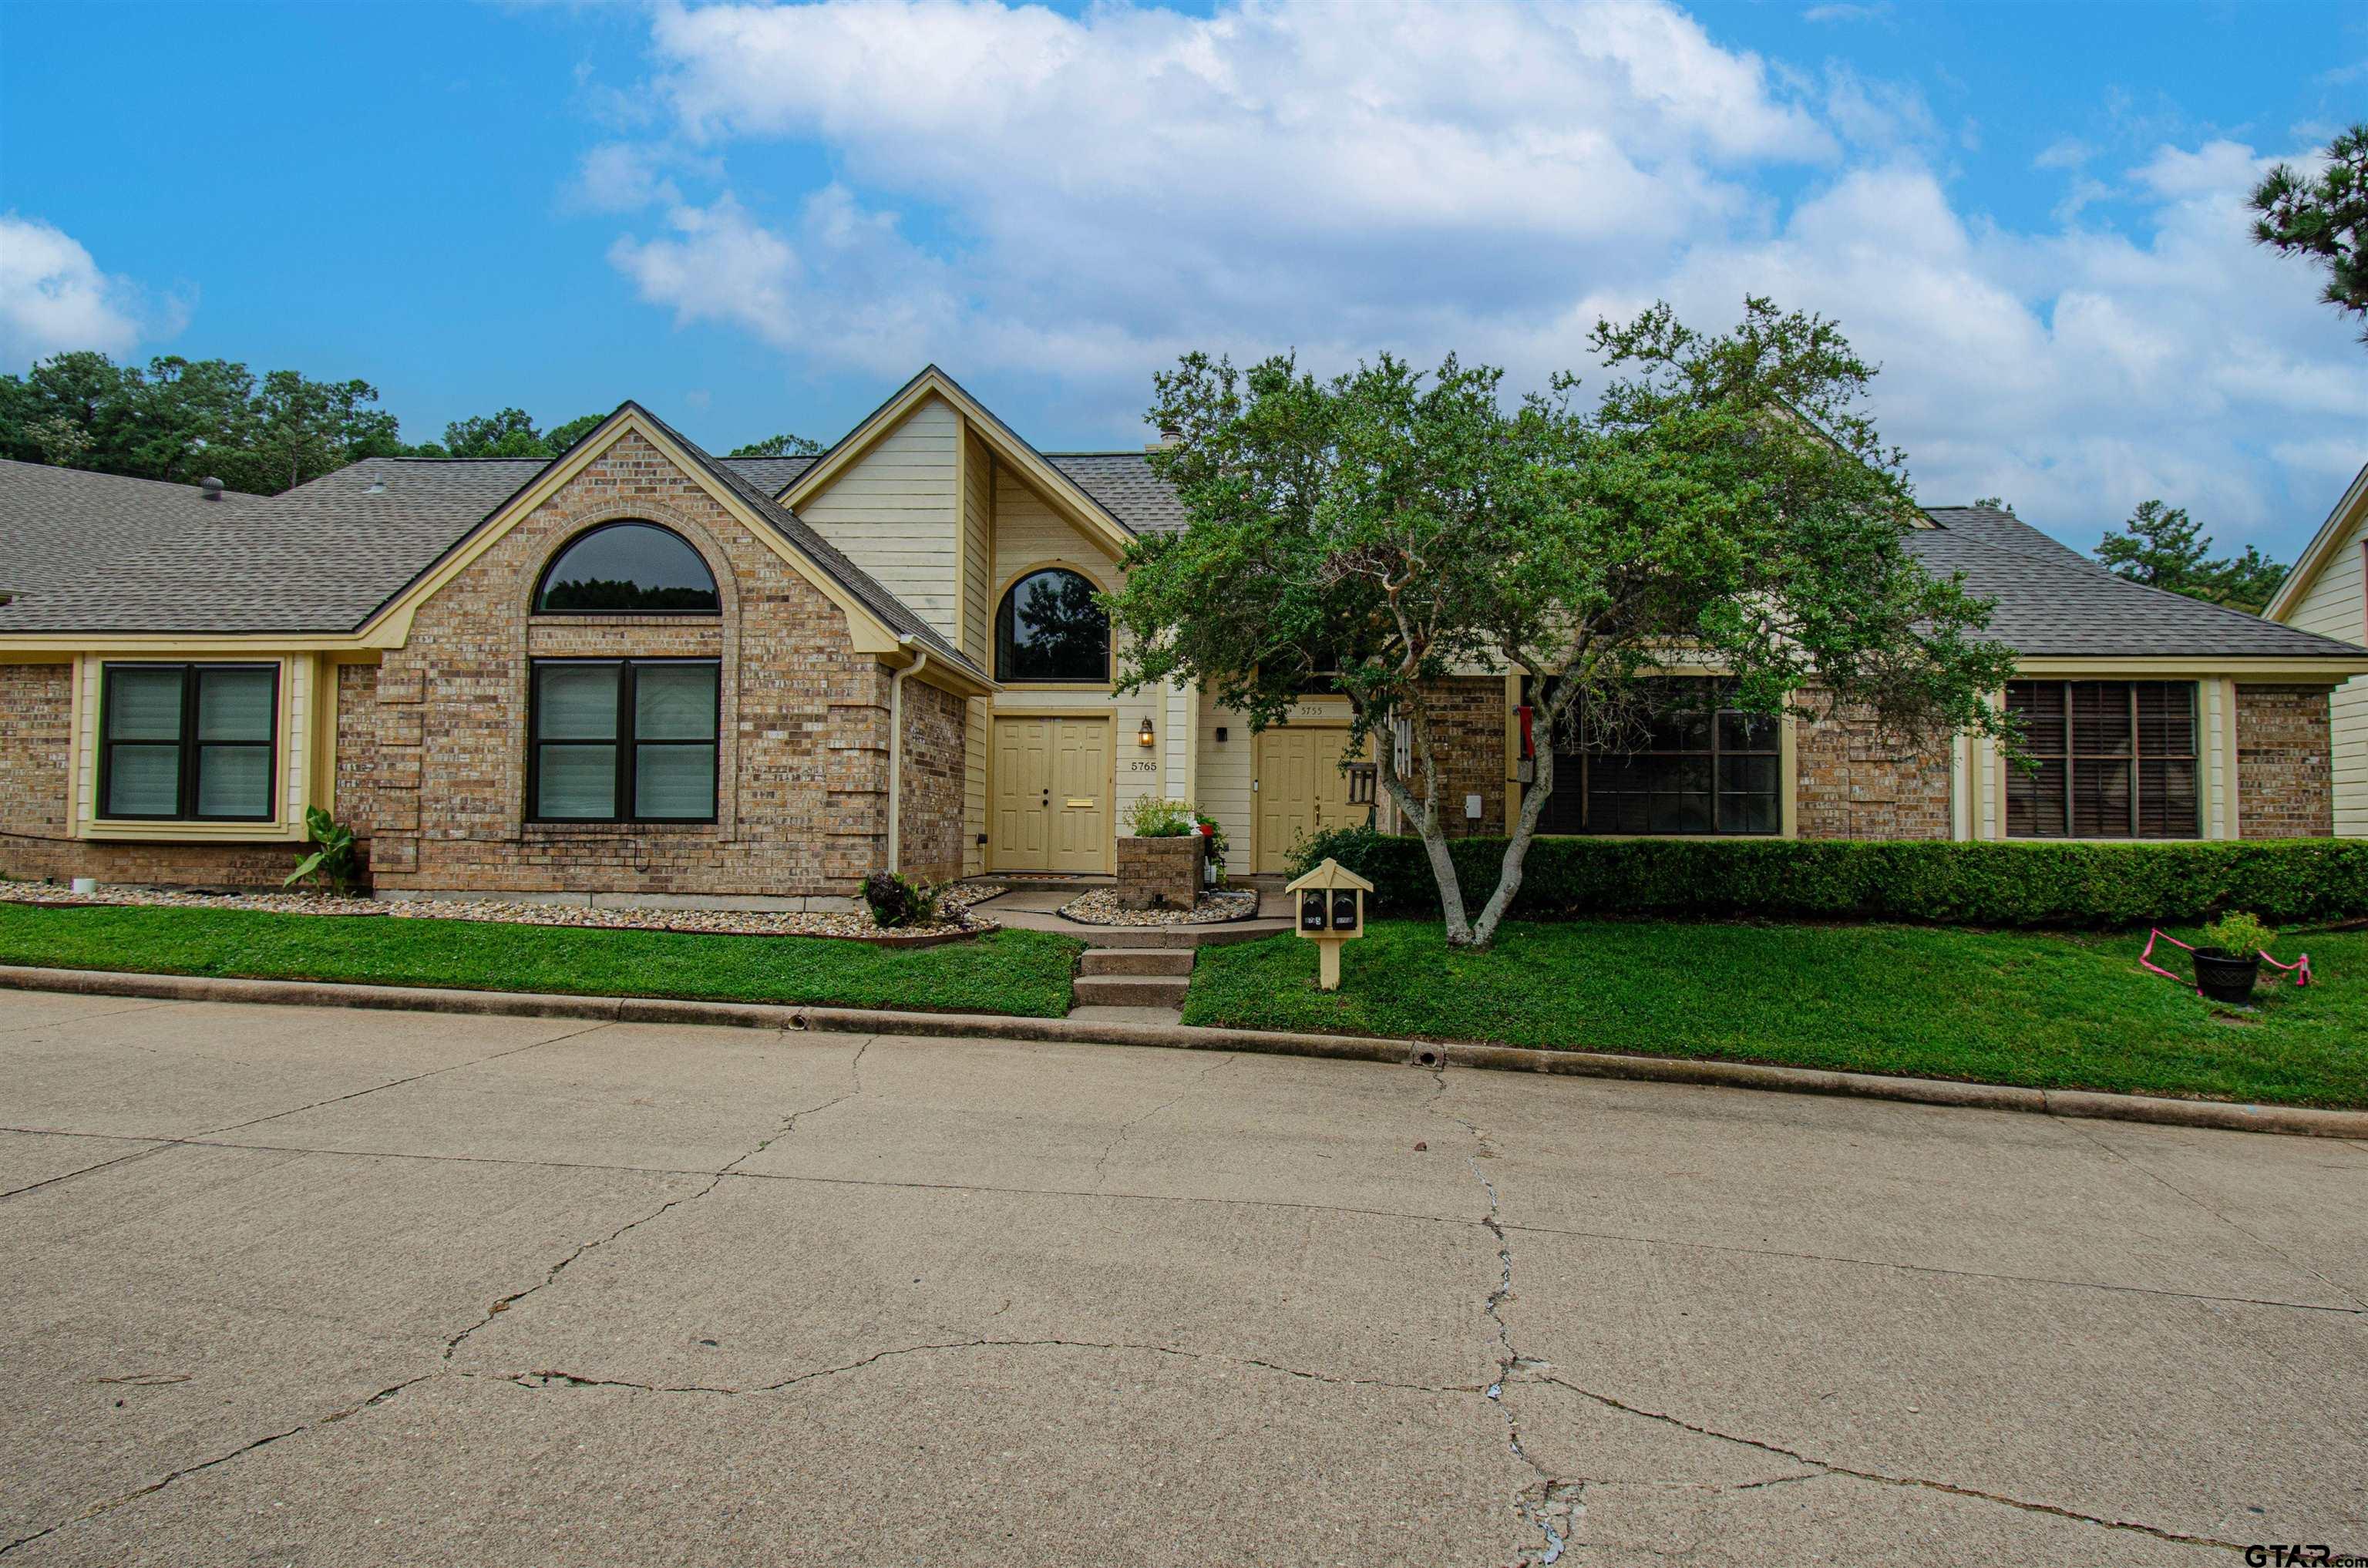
[977, 883, 1296, 1028]
[2, 991, 2362, 1565]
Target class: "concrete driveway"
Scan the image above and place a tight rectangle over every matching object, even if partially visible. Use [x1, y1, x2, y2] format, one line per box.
[1, 991, 2362, 1566]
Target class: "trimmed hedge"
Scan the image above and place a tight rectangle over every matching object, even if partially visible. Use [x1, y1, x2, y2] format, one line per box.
[1286, 825, 2368, 929]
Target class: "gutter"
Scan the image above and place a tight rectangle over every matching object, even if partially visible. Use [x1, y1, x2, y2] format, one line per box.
[886, 634, 929, 874]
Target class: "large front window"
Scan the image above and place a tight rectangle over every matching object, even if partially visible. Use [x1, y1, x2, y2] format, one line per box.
[528, 659, 720, 823]
[994, 568, 1109, 683]
[1535, 678, 1781, 836]
[99, 663, 278, 821]
[2006, 680, 2197, 838]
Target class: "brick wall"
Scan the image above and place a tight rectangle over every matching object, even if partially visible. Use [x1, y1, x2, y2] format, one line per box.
[2236, 684, 2333, 839]
[1424, 677, 1509, 836]
[0, 661, 307, 890]
[364, 430, 901, 901]
[1794, 703, 1953, 840]
[0, 662, 72, 882]
[898, 676, 966, 886]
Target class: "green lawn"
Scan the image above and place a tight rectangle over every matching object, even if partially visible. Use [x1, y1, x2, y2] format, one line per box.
[0, 903, 1081, 1018]
[1183, 918, 2368, 1108]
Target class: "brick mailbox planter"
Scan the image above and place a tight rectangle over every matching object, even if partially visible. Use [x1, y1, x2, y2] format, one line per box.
[1118, 834, 1205, 910]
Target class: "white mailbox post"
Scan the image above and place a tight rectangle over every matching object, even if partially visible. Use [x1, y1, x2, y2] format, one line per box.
[1283, 856, 1374, 991]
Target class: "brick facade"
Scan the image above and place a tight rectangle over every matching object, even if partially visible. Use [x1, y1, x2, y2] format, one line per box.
[1794, 703, 1953, 841]
[898, 676, 966, 886]
[361, 430, 899, 903]
[2235, 684, 2334, 839]
[1424, 677, 1509, 836]
[1118, 833, 1203, 909]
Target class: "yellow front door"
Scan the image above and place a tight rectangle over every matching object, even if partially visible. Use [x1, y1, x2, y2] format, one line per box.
[1254, 728, 1363, 870]
[991, 716, 1109, 873]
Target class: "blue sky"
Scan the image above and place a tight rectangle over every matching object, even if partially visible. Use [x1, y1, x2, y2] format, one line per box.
[2, 0, 2363, 559]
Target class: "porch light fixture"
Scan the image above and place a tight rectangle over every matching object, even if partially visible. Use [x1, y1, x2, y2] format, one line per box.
[1137, 717, 1156, 748]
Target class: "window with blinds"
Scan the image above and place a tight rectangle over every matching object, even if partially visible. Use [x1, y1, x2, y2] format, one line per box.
[2005, 680, 2198, 839]
[527, 659, 721, 823]
[98, 663, 279, 822]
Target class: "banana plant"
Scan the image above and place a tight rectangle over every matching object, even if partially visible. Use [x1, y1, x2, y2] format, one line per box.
[284, 806, 359, 895]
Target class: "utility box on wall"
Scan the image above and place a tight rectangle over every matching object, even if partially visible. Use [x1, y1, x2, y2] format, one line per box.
[1283, 856, 1373, 991]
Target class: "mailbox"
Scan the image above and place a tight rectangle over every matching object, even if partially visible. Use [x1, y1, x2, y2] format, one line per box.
[1282, 856, 1375, 991]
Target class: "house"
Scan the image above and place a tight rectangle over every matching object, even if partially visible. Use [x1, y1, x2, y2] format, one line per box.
[2265, 461, 2368, 837]
[3, 366, 2364, 906]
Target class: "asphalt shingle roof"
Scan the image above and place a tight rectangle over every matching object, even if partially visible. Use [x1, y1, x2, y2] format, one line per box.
[6, 446, 2362, 668]
[1913, 506, 2367, 660]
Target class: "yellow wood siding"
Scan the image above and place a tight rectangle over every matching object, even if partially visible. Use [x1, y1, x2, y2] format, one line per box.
[796, 395, 962, 642]
[960, 431, 991, 667]
[2281, 506, 2367, 835]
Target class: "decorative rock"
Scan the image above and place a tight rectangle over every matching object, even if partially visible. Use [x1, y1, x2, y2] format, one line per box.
[1057, 887, 1260, 927]
[0, 881, 1006, 942]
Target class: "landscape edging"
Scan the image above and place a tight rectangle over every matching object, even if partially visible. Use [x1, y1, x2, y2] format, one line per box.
[2, 963, 2361, 1139]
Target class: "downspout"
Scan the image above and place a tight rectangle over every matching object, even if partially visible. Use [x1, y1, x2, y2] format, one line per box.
[886, 635, 929, 874]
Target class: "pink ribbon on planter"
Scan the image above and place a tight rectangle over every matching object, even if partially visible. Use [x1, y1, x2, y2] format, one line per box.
[2137, 928, 2311, 993]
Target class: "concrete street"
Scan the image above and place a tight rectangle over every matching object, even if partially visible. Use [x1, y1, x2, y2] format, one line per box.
[1, 990, 2362, 1566]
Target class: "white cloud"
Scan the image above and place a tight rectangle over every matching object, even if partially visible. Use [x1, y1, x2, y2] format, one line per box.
[590, 0, 2368, 551]
[1801, 3, 1889, 22]
[0, 214, 172, 367]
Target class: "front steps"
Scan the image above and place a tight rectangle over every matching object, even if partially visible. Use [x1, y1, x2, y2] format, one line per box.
[1068, 946, 1195, 1022]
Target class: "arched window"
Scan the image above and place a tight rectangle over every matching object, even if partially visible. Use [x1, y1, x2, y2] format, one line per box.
[534, 522, 719, 614]
[996, 567, 1109, 683]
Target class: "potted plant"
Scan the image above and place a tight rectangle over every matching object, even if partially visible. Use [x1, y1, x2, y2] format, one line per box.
[1195, 813, 1229, 886]
[2192, 910, 2273, 1004]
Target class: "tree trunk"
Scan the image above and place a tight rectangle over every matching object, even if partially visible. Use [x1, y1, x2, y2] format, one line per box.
[1374, 713, 1473, 944]
[1468, 729, 1559, 948]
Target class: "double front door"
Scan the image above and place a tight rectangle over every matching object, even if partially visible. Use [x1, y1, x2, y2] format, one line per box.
[1255, 727, 1365, 870]
[991, 716, 1111, 873]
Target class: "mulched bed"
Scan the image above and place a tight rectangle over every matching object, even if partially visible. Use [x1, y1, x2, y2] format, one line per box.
[1054, 887, 1263, 927]
[0, 881, 1007, 943]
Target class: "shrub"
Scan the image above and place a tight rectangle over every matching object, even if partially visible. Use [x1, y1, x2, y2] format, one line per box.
[1283, 828, 2368, 930]
[1125, 797, 1197, 837]
[861, 870, 943, 929]
[2199, 910, 2276, 956]
[284, 806, 361, 896]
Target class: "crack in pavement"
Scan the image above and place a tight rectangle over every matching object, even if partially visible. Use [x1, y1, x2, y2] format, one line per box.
[445, 1032, 867, 1364]
[1, 1033, 870, 1558]
[0, 1000, 180, 1038]
[1429, 1065, 1582, 1567]
[0, 1020, 621, 1207]
[12, 1118, 2355, 1321]
[1496, 1218, 2368, 1318]
[1532, 1375, 2249, 1555]
[2051, 1116, 2368, 1314]
[1089, 1052, 1237, 1191]
[478, 1335, 1481, 1399]
[0, 1375, 434, 1558]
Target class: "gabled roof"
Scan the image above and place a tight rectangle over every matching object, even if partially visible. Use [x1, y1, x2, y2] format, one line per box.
[2264, 459, 2368, 624]
[0, 412, 987, 685]
[1915, 505, 2368, 661]
[618, 403, 977, 678]
[781, 365, 1139, 559]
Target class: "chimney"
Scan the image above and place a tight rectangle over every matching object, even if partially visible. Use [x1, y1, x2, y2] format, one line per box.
[199, 476, 224, 501]
[1145, 422, 1181, 454]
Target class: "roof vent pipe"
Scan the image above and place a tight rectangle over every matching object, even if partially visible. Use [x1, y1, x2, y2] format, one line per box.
[199, 476, 224, 500]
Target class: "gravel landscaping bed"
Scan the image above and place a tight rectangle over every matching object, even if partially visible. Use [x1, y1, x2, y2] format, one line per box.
[0, 881, 1007, 941]
[1055, 887, 1262, 927]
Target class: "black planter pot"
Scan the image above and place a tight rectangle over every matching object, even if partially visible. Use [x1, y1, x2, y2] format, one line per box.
[2191, 946, 2261, 1004]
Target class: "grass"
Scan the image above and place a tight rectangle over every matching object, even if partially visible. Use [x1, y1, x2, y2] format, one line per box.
[1182, 917, 2368, 1109]
[0, 903, 1081, 1018]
